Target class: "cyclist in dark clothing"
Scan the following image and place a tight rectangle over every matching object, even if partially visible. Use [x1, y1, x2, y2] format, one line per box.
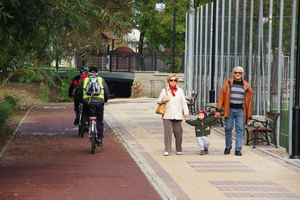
[69, 66, 88, 125]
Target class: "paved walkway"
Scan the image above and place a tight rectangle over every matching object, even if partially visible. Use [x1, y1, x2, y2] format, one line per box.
[0, 103, 161, 200]
[105, 98, 300, 200]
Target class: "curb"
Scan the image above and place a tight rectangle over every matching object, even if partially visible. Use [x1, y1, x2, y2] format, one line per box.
[104, 115, 176, 200]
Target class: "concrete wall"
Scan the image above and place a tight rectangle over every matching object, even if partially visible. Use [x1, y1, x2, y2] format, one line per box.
[133, 71, 184, 98]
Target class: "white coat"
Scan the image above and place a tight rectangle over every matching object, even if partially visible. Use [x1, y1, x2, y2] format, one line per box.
[157, 86, 189, 120]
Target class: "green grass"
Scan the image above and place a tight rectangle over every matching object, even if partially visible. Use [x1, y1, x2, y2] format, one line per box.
[278, 109, 290, 151]
[0, 96, 18, 134]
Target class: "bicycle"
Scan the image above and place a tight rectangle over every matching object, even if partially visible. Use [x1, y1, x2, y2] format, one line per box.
[86, 106, 98, 154]
[78, 103, 84, 137]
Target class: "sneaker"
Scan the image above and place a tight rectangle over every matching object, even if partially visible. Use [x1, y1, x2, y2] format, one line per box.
[163, 152, 169, 156]
[83, 127, 88, 133]
[97, 139, 103, 147]
[74, 118, 79, 125]
[200, 150, 204, 155]
[177, 152, 182, 155]
[235, 150, 242, 156]
[224, 147, 232, 155]
[204, 148, 209, 154]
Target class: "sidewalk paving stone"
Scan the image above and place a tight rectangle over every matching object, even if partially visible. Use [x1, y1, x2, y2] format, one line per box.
[105, 98, 300, 200]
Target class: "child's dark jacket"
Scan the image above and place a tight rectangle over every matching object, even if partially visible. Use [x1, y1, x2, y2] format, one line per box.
[185, 117, 215, 137]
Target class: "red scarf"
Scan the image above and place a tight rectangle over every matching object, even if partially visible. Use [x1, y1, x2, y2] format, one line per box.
[169, 84, 177, 97]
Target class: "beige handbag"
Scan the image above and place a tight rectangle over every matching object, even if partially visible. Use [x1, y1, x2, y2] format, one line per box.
[156, 88, 168, 115]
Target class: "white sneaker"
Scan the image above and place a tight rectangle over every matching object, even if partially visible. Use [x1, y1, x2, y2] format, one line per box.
[177, 152, 182, 155]
[164, 152, 169, 156]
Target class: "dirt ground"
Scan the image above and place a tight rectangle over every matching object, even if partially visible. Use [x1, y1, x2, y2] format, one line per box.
[0, 81, 61, 152]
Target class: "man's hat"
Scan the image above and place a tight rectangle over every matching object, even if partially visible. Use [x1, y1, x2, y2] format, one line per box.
[89, 67, 98, 73]
[198, 109, 206, 115]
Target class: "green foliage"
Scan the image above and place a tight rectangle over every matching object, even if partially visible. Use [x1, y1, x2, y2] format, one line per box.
[4, 96, 18, 107]
[0, 96, 17, 134]
[132, 0, 191, 71]
[0, 0, 133, 81]
[8, 66, 73, 103]
[195, 0, 213, 6]
[39, 82, 50, 103]
[49, 69, 76, 102]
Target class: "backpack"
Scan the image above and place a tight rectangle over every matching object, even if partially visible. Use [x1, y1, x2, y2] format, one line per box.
[80, 73, 87, 83]
[85, 76, 101, 96]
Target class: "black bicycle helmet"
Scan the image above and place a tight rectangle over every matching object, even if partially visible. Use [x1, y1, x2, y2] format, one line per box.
[80, 66, 89, 73]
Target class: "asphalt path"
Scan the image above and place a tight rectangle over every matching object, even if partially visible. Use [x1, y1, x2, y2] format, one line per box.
[0, 103, 161, 200]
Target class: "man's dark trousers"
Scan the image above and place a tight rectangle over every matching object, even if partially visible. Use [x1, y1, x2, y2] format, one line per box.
[82, 102, 104, 140]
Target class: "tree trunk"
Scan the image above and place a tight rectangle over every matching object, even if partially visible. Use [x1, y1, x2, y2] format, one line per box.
[56, 53, 59, 71]
[138, 31, 146, 71]
[271, 47, 278, 95]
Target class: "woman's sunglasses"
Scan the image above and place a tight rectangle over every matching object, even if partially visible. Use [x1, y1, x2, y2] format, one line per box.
[170, 79, 177, 82]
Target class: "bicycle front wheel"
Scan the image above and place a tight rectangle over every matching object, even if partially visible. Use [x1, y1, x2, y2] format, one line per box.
[78, 124, 82, 136]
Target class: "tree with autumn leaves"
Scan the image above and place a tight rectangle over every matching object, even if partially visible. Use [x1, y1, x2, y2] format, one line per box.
[0, 0, 134, 79]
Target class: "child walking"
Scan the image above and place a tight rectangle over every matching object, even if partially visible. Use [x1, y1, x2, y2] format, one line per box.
[185, 109, 216, 155]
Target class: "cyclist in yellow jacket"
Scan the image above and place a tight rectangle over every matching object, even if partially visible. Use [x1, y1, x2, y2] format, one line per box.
[78, 67, 110, 147]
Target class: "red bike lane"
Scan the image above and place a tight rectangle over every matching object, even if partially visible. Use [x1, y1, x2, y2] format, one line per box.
[0, 103, 161, 200]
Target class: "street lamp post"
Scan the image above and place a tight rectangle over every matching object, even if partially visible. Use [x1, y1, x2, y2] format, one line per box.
[209, 0, 216, 103]
[155, 0, 175, 73]
[290, 0, 300, 159]
[172, 1, 176, 73]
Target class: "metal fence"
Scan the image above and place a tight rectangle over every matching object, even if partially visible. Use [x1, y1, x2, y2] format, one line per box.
[184, 0, 298, 154]
[77, 52, 184, 73]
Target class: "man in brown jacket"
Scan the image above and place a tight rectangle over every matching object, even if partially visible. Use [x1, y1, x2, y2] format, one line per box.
[214, 66, 253, 156]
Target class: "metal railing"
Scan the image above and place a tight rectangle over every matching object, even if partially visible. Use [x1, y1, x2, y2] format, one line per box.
[77, 52, 184, 73]
[184, 0, 298, 154]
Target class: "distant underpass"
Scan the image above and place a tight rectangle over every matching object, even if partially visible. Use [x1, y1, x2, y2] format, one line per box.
[59, 71, 134, 98]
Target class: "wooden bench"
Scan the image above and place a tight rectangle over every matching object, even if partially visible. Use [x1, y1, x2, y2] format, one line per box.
[245, 112, 280, 148]
[205, 103, 225, 127]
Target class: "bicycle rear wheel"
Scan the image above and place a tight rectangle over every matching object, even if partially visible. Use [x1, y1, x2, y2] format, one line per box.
[79, 118, 84, 137]
[91, 131, 96, 154]
[78, 104, 83, 137]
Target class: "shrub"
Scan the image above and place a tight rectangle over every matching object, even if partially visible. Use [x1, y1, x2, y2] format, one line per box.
[4, 96, 18, 107]
[50, 69, 76, 102]
[0, 96, 16, 133]
[10, 66, 75, 103]
[131, 80, 143, 98]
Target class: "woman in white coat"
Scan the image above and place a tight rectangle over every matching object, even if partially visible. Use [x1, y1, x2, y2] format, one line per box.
[157, 74, 190, 156]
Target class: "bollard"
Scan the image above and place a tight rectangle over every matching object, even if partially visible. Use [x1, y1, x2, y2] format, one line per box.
[290, 105, 300, 159]
[209, 90, 215, 103]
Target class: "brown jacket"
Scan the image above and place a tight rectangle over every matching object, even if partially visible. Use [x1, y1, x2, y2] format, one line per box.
[216, 78, 253, 124]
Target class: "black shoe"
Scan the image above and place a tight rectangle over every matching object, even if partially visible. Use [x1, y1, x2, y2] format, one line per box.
[97, 139, 103, 147]
[224, 147, 231, 154]
[74, 118, 79, 125]
[235, 151, 242, 156]
[83, 122, 89, 132]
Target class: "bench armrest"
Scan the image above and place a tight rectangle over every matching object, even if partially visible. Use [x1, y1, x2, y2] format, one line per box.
[246, 118, 270, 130]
